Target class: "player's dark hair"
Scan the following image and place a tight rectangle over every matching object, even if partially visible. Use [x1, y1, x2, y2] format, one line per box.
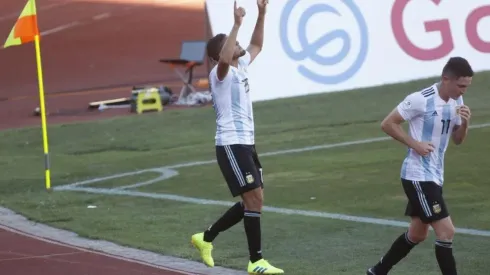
[206, 33, 227, 62]
[442, 57, 474, 79]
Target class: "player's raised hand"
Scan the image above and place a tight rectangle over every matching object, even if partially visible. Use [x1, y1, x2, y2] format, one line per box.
[257, 0, 268, 14]
[234, 1, 246, 26]
[415, 142, 435, 156]
[457, 105, 471, 123]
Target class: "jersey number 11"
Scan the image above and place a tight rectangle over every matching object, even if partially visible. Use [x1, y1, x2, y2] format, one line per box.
[441, 119, 451, 135]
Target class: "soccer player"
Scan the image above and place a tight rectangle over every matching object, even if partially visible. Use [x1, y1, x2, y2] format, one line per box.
[366, 57, 473, 275]
[190, 1, 284, 274]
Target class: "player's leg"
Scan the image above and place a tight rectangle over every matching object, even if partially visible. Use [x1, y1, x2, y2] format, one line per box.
[367, 179, 430, 275]
[202, 145, 246, 241]
[242, 187, 263, 260]
[237, 145, 283, 274]
[241, 145, 264, 263]
[238, 145, 263, 263]
[191, 145, 246, 267]
[202, 201, 245, 242]
[368, 217, 429, 275]
[431, 217, 457, 275]
[425, 184, 457, 275]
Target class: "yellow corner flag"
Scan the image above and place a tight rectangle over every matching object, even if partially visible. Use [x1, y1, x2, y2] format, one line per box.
[3, 0, 52, 190]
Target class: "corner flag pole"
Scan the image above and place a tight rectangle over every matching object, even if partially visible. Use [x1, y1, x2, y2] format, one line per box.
[34, 34, 51, 190]
[3, 0, 51, 190]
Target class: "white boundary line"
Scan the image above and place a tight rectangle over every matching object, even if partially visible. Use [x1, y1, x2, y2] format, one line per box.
[56, 186, 490, 237]
[53, 122, 490, 237]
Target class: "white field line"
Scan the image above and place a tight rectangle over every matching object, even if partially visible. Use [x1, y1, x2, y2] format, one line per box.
[53, 122, 490, 237]
[58, 186, 490, 237]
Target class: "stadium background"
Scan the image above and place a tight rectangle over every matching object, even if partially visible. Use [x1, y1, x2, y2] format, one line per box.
[0, 1, 489, 274]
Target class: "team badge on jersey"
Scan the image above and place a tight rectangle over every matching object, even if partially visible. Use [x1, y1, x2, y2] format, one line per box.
[403, 100, 411, 108]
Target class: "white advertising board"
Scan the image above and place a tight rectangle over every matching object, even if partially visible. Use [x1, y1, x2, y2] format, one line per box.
[205, 0, 490, 102]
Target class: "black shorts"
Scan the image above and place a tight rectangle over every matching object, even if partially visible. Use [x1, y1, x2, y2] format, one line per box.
[216, 144, 264, 197]
[401, 178, 449, 223]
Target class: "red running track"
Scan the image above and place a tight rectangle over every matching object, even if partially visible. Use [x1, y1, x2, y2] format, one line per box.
[0, 226, 203, 275]
[0, 0, 211, 130]
[0, 1, 211, 274]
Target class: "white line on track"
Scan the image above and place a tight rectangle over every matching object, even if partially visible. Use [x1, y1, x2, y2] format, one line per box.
[0, 1, 71, 22]
[0, 251, 84, 262]
[92, 12, 111, 21]
[40, 21, 81, 36]
[1, 0, 203, 39]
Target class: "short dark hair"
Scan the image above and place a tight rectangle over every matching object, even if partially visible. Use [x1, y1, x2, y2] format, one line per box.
[442, 57, 474, 79]
[206, 33, 227, 62]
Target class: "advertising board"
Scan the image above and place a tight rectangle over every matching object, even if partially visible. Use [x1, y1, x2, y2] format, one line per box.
[205, 0, 490, 102]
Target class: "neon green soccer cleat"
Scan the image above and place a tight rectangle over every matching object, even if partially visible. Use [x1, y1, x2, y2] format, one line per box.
[191, 232, 214, 267]
[247, 259, 284, 274]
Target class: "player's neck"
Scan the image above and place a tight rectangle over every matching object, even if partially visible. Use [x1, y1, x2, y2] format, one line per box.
[231, 59, 239, 68]
[436, 81, 450, 102]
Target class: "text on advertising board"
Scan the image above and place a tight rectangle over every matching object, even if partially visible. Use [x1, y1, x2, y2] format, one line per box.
[392, 0, 490, 61]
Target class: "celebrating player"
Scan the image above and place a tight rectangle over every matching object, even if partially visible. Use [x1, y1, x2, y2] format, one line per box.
[191, 1, 284, 274]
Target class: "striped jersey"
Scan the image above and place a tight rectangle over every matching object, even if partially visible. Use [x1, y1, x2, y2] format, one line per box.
[397, 83, 463, 186]
[209, 51, 255, 146]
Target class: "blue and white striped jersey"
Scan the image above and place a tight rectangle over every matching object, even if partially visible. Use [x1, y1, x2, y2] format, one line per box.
[397, 83, 464, 186]
[209, 51, 255, 146]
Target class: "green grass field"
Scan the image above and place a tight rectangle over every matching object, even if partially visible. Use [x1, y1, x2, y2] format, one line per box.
[1, 73, 490, 274]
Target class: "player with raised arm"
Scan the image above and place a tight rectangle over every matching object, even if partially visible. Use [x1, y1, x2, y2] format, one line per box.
[190, 1, 284, 274]
[366, 57, 474, 275]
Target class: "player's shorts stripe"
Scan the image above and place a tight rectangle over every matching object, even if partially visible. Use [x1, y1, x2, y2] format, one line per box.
[414, 181, 432, 217]
[224, 145, 246, 187]
[413, 181, 432, 217]
[258, 168, 263, 183]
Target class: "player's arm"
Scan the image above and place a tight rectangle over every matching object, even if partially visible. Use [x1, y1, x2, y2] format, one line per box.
[381, 94, 434, 156]
[217, 1, 245, 81]
[381, 108, 421, 151]
[451, 105, 471, 145]
[246, 0, 268, 64]
[451, 124, 468, 145]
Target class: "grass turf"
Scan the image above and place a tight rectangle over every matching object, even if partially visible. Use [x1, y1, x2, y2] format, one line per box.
[1, 73, 490, 274]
